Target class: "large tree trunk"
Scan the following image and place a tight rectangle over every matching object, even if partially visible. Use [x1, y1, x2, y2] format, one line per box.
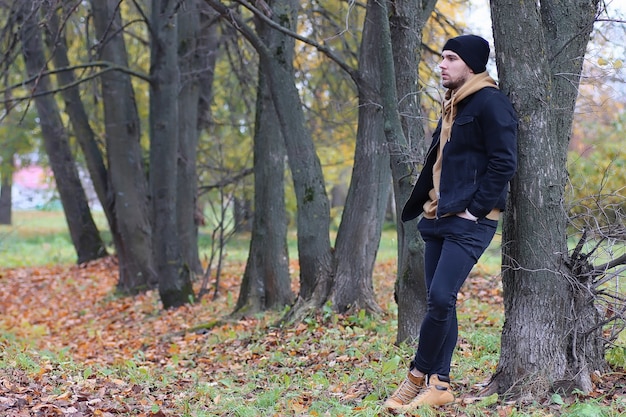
[0, 160, 12, 225]
[197, 5, 220, 132]
[150, 0, 195, 309]
[234, 35, 292, 315]
[18, 3, 107, 264]
[43, 3, 117, 246]
[330, 0, 389, 314]
[208, 0, 427, 322]
[247, 0, 334, 319]
[177, 0, 203, 275]
[488, 0, 604, 396]
[541, 0, 608, 380]
[386, 0, 436, 343]
[91, 0, 157, 292]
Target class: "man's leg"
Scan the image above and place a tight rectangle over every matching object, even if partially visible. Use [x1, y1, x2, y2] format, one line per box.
[411, 234, 476, 374]
[414, 216, 498, 376]
[383, 218, 439, 411]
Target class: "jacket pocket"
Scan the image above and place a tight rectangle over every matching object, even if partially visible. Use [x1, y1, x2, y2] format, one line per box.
[454, 115, 474, 126]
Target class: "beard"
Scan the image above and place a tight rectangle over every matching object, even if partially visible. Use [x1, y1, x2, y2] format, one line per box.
[442, 76, 464, 90]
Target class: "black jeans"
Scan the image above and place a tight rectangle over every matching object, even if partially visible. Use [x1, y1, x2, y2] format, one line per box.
[411, 215, 498, 377]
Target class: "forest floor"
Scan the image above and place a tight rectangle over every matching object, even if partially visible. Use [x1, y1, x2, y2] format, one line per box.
[0, 256, 624, 416]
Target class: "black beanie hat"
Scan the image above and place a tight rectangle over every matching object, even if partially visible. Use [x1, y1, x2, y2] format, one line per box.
[442, 35, 490, 73]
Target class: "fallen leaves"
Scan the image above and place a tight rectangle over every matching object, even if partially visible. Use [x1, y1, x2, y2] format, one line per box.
[0, 256, 624, 416]
[0, 257, 232, 415]
[0, 368, 164, 416]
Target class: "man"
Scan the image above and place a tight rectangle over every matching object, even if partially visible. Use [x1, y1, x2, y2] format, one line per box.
[384, 34, 518, 412]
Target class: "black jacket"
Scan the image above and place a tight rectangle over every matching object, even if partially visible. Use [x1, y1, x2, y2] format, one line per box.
[401, 87, 517, 222]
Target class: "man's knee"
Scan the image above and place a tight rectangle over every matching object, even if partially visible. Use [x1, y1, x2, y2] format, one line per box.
[427, 292, 456, 320]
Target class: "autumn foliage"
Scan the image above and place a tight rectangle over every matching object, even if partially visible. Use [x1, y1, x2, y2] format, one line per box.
[0, 256, 624, 416]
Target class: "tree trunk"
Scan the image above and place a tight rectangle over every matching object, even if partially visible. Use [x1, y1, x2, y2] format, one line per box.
[43, 3, 117, 247]
[18, 4, 107, 264]
[248, 0, 334, 319]
[234, 34, 293, 314]
[488, 0, 604, 396]
[177, 0, 203, 275]
[0, 124, 16, 225]
[197, 5, 220, 132]
[150, 0, 195, 309]
[208, 0, 429, 322]
[233, 197, 252, 233]
[91, 0, 157, 292]
[541, 0, 608, 380]
[330, 0, 389, 314]
[386, 0, 436, 343]
[0, 165, 12, 225]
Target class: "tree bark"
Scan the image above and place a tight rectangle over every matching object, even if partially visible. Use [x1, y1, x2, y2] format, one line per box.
[207, 0, 429, 322]
[0, 159, 12, 225]
[488, 0, 604, 396]
[18, 3, 107, 264]
[150, 0, 195, 308]
[0, 133, 15, 225]
[330, 0, 389, 314]
[197, 5, 220, 133]
[244, 0, 334, 319]
[91, 0, 157, 292]
[177, 0, 203, 275]
[386, 0, 436, 343]
[43, 2, 116, 249]
[541, 0, 607, 380]
[234, 32, 293, 314]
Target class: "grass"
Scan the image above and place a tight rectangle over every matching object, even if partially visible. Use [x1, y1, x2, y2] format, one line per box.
[0, 210, 500, 268]
[0, 210, 624, 416]
[0, 210, 110, 267]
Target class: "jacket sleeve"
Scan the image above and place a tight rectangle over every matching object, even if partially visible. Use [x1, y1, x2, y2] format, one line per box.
[466, 91, 518, 218]
[401, 159, 434, 222]
[401, 124, 441, 222]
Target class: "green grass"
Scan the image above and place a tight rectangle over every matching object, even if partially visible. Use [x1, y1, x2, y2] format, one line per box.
[1, 210, 256, 267]
[1, 309, 623, 416]
[0, 210, 458, 267]
[0, 210, 110, 266]
[0, 210, 624, 416]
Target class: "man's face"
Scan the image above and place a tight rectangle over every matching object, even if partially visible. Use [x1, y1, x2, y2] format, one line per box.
[439, 51, 473, 91]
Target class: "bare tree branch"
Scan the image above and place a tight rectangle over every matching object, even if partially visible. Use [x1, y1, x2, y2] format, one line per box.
[204, 0, 358, 82]
[594, 253, 626, 277]
[0, 62, 150, 105]
[198, 167, 253, 194]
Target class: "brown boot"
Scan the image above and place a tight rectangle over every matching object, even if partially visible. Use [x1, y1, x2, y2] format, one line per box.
[408, 374, 455, 407]
[383, 371, 425, 412]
